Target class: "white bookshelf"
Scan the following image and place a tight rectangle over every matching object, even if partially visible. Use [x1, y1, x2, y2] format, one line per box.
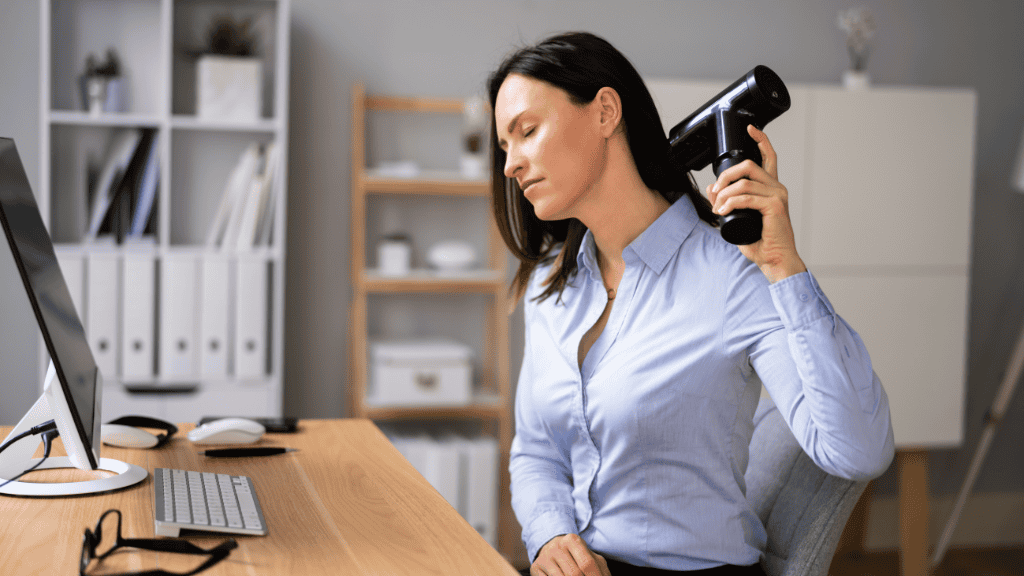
[38, 0, 290, 423]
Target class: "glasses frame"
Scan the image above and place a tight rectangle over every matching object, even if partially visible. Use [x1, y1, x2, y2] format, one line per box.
[80, 509, 237, 576]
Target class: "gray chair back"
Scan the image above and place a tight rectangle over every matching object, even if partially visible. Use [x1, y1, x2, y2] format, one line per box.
[745, 396, 868, 576]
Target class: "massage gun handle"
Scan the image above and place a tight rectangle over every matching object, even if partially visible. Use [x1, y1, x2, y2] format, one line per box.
[714, 152, 763, 246]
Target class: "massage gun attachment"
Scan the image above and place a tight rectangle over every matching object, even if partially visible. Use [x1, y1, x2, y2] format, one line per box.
[668, 65, 791, 245]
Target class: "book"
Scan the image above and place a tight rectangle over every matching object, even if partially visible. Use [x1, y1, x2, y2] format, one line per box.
[234, 141, 279, 250]
[102, 129, 155, 243]
[205, 143, 259, 248]
[128, 131, 160, 239]
[86, 129, 142, 241]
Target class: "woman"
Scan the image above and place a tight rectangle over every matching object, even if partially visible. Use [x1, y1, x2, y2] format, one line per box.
[488, 32, 894, 576]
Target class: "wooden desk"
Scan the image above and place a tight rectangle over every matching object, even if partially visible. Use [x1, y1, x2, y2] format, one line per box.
[0, 419, 519, 575]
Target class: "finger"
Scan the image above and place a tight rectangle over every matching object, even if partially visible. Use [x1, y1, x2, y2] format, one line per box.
[565, 544, 602, 576]
[711, 160, 770, 199]
[593, 553, 612, 576]
[712, 178, 765, 215]
[747, 124, 778, 179]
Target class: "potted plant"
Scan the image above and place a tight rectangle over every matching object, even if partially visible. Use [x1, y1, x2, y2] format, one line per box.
[193, 15, 262, 122]
[80, 48, 126, 115]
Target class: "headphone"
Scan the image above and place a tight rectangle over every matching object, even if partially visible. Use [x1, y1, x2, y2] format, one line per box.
[102, 415, 179, 449]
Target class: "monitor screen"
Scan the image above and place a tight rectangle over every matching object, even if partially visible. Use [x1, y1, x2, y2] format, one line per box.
[0, 137, 98, 466]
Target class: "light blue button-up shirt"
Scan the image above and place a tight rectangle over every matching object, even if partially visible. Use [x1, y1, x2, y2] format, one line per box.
[510, 196, 895, 570]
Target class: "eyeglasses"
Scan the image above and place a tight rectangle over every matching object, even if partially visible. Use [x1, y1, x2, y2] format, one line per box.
[80, 509, 237, 576]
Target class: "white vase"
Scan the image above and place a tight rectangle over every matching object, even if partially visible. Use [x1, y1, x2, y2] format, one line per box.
[843, 70, 870, 90]
[196, 55, 263, 122]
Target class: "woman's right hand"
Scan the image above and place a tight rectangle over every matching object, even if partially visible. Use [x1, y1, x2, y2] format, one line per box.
[531, 534, 612, 576]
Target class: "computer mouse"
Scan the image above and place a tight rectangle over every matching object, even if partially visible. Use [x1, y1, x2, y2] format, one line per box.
[101, 423, 160, 449]
[187, 417, 266, 445]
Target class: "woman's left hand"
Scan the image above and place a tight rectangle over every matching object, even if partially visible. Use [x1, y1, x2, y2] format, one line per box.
[707, 124, 807, 284]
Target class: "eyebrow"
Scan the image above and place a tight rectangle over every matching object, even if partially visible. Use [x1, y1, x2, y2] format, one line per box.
[497, 111, 525, 151]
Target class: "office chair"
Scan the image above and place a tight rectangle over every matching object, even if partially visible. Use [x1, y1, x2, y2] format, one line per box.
[745, 395, 869, 576]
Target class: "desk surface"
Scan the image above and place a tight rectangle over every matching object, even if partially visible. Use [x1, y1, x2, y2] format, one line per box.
[0, 419, 518, 575]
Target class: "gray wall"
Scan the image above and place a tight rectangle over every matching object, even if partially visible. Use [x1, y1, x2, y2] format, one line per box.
[2, 1, 1023, 502]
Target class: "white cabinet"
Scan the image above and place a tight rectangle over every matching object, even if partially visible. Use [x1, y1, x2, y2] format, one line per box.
[39, 0, 291, 423]
[647, 78, 976, 449]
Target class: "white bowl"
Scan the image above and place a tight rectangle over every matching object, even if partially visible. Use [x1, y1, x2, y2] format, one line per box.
[427, 241, 476, 272]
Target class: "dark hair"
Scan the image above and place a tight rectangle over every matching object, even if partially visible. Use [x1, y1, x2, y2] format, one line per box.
[487, 31, 717, 305]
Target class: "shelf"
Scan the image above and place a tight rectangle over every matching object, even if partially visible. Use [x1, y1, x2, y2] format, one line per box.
[360, 269, 505, 293]
[362, 169, 490, 196]
[171, 115, 281, 133]
[361, 398, 504, 421]
[48, 110, 163, 128]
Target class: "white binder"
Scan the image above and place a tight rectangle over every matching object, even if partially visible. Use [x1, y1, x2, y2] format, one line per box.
[199, 254, 232, 377]
[86, 251, 120, 380]
[160, 253, 200, 379]
[234, 254, 268, 378]
[56, 250, 85, 323]
[425, 436, 461, 510]
[464, 436, 499, 546]
[121, 250, 156, 380]
[389, 434, 460, 512]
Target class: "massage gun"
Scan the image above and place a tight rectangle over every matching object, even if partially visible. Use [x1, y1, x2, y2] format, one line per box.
[668, 65, 791, 245]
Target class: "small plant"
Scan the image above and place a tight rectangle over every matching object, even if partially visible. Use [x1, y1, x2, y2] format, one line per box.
[201, 15, 258, 57]
[84, 48, 121, 78]
[837, 6, 875, 72]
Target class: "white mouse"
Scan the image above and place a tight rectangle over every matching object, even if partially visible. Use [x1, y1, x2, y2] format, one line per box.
[101, 423, 161, 449]
[187, 418, 266, 445]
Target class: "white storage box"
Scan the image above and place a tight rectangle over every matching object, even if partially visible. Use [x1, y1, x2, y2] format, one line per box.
[196, 55, 262, 122]
[368, 340, 473, 407]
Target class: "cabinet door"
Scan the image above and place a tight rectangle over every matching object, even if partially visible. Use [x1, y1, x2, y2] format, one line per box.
[802, 87, 976, 268]
[815, 273, 969, 447]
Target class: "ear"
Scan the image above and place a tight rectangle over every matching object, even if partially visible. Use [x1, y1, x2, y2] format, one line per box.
[594, 87, 623, 138]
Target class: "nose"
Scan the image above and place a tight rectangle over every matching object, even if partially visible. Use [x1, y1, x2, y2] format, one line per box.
[503, 145, 524, 180]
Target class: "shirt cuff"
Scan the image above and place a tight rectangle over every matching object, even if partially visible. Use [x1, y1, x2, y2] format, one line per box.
[768, 271, 836, 331]
[522, 507, 579, 563]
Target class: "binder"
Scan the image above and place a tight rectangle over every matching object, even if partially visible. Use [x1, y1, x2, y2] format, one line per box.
[425, 436, 461, 511]
[160, 252, 200, 379]
[86, 251, 120, 380]
[199, 253, 232, 377]
[463, 436, 499, 545]
[234, 254, 268, 378]
[121, 249, 156, 380]
[56, 251, 85, 323]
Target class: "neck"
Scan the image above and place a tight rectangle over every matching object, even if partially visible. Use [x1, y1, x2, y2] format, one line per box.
[573, 141, 670, 270]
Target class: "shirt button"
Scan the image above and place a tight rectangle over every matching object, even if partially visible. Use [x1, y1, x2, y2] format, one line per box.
[799, 293, 810, 302]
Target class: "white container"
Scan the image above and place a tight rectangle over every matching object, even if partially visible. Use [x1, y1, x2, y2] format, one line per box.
[197, 55, 262, 122]
[378, 239, 411, 276]
[369, 340, 472, 406]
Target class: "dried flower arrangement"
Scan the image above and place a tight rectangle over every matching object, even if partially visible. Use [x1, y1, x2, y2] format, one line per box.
[837, 6, 876, 72]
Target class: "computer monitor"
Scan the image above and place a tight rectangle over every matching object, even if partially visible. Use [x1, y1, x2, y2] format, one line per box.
[0, 137, 145, 496]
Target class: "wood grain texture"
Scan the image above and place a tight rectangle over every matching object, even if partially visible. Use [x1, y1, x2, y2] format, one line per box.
[0, 419, 518, 575]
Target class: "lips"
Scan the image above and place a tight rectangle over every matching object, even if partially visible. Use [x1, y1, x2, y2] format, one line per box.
[519, 178, 542, 192]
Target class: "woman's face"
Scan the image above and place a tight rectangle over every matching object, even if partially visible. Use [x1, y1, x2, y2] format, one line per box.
[494, 74, 607, 221]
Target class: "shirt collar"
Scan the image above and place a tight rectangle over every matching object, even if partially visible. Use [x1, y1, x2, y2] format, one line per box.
[576, 195, 700, 277]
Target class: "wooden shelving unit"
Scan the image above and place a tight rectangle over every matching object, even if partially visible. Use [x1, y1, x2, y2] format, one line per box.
[349, 83, 515, 559]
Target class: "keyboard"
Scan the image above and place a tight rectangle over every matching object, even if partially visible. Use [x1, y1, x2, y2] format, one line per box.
[153, 468, 268, 537]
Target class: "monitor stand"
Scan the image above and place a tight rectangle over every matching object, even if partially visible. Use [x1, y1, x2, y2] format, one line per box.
[0, 369, 147, 497]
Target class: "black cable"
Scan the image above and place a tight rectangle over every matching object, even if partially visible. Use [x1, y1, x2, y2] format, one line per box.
[0, 420, 59, 489]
